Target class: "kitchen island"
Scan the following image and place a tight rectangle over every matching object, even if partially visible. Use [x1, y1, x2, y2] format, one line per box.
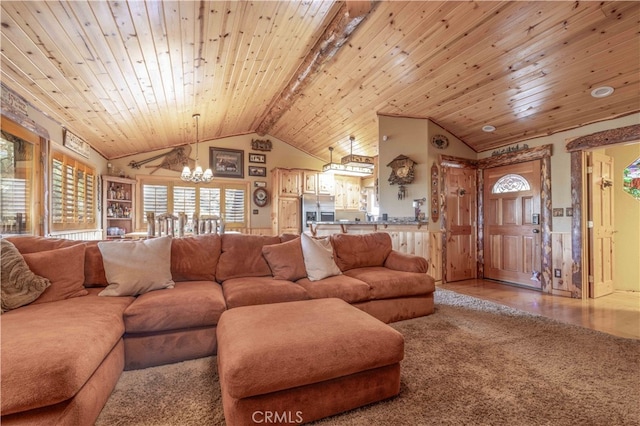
[306, 219, 428, 237]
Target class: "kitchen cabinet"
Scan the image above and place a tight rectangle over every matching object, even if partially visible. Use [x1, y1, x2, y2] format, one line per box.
[302, 171, 317, 194]
[272, 168, 302, 235]
[334, 175, 361, 210]
[102, 176, 136, 239]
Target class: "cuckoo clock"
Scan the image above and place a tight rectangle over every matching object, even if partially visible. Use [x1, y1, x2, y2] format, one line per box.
[387, 155, 417, 186]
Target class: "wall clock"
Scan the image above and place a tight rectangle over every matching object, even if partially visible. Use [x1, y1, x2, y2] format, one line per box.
[387, 154, 417, 186]
[431, 134, 449, 150]
[253, 187, 269, 207]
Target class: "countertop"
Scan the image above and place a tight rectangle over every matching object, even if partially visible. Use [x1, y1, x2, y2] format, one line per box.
[310, 220, 428, 226]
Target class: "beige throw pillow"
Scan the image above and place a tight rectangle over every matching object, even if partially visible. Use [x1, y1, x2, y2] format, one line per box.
[98, 236, 175, 296]
[300, 233, 342, 281]
[0, 239, 50, 313]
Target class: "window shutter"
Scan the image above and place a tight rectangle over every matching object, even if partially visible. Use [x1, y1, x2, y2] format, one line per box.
[224, 187, 246, 223]
[51, 157, 63, 224]
[199, 187, 221, 216]
[173, 186, 197, 218]
[142, 184, 169, 222]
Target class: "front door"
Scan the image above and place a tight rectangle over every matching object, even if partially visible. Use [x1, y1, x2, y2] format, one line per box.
[484, 160, 542, 289]
[445, 166, 477, 282]
[588, 151, 615, 298]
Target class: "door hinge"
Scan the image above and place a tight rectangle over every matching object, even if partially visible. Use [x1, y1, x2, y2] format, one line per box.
[586, 166, 593, 174]
[588, 275, 594, 283]
[587, 221, 594, 228]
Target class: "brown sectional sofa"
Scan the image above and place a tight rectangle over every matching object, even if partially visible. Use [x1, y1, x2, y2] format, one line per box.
[1, 232, 435, 425]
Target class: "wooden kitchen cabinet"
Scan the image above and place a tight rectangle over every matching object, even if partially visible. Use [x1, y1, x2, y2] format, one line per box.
[334, 175, 361, 210]
[302, 171, 317, 194]
[276, 168, 301, 196]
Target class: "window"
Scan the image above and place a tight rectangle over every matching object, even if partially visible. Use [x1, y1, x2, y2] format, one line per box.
[492, 173, 531, 194]
[0, 130, 34, 234]
[140, 180, 247, 230]
[51, 151, 96, 231]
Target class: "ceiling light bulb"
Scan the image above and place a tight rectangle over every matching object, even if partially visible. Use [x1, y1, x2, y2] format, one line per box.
[591, 86, 614, 98]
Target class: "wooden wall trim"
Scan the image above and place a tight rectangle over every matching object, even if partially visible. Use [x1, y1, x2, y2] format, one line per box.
[570, 151, 584, 298]
[566, 124, 640, 152]
[477, 144, 553, 169]
[540, 155, 553, 292]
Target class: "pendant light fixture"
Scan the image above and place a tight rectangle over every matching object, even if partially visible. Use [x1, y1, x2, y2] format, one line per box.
[322, 141, 373, 177]
[181, 113, 213, 183]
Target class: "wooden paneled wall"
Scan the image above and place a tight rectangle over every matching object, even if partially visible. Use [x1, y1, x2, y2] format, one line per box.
[551, 232, 573, 297]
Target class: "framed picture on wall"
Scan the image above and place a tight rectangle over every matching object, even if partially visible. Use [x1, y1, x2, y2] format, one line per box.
[248, 166, 267, 177]
[210, 148, 244, 178]
[249, 153, 266, 163]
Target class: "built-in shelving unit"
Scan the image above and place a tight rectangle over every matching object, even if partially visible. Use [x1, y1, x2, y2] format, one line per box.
[102, 176, 136, 239]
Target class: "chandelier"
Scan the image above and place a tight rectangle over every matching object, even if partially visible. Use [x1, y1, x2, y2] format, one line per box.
[181, 113, 213, 183]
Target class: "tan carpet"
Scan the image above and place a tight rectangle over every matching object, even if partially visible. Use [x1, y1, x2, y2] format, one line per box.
[96, 289, 640, 426]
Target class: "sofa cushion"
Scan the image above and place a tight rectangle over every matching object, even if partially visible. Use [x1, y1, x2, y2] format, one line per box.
[171, 234, 222, 282]
[262, 237, 307, 281]
[296, 275, 371, 303]
[222, 276, 310, 309]
[5, 236, 81, 254]
[24, 244, 88, 305]
[99, 236, 175, 296]
[84, 241, 109, 287]
[124, 281, 227, 333]
[300, 233, 342, 281]
[344, 266, 435, 299]
[0, 289, 133, 415]
[330, 232, 392, 272]
[216, 234, 281, 282]
[0, 239, 50, 313]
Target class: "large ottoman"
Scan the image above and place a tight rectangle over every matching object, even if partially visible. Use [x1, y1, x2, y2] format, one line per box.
[217, 298, 404, 425]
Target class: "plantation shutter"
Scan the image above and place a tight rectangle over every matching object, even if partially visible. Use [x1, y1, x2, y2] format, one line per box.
[224, 187, 246, 224]
[51, 151, 96, 231]
[142, 184, 169, 222]
[199, 187, 221, 216]
[173, 186, 197, 218]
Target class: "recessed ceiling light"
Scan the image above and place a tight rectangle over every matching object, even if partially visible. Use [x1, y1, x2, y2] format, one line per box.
[591, 86, 614, 98]
[482, 125, 496, 132]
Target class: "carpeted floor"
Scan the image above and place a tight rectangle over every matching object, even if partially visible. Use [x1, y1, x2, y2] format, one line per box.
[96, 289, 640, 426]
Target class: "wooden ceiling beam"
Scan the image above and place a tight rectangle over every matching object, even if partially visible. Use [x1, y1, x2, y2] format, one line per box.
[255, 1, 376, 136]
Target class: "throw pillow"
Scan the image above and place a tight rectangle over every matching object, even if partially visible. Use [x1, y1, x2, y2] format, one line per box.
[0, 239, 50, 313]
[300, 233, 342, 282]
[23, 244, 88, 305]
[98, 236, 175, 296]
[262, 237, 307, 281]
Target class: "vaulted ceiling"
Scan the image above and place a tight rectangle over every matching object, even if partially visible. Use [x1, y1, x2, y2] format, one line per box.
[2, 1, 639, 162]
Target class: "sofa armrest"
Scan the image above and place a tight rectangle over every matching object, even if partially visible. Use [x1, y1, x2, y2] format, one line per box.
[384, 251, 429, 273]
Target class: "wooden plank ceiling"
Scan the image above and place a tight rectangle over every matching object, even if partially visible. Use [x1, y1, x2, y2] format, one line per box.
[1, 1, 638, 161]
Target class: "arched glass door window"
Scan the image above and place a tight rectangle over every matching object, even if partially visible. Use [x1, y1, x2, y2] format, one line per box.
[492, 173, 531, 194]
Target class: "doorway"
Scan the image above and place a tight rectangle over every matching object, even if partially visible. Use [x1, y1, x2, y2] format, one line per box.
[566, 123, 640, 299]
[483, 160, 542, 289]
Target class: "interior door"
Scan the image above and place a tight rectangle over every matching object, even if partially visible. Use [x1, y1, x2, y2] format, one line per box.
[445, 167, 477, 282]
[484, 160, 541, 289]
[588, 151, 615, 298]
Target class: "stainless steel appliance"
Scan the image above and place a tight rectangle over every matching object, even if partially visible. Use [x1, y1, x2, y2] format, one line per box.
[301, 194, 335, 229]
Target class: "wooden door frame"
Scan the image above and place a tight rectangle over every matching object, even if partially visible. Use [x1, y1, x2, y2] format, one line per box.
[440, 145, 553, 291]
[565, 124, 640, 298]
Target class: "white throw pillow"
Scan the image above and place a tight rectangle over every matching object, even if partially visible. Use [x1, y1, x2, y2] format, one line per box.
[300, 233, 342, 281]
[98, 236, 175, 296]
